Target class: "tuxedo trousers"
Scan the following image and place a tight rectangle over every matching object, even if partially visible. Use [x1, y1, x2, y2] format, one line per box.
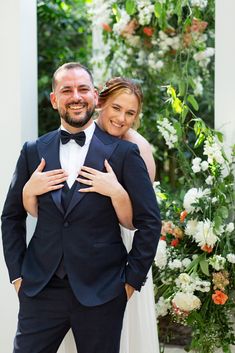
[14, 276, 127, 353]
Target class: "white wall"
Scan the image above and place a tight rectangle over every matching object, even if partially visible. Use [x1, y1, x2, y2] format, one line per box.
[0, 1, 37, 352]
[215, 0, 235, 144]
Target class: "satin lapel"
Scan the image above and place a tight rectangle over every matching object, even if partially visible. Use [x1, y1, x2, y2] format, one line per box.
[37, 130, 64, 215]
[64, 134, 118, 219]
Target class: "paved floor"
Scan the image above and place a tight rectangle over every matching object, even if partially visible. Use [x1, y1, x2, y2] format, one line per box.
[163, 345, 235, 353]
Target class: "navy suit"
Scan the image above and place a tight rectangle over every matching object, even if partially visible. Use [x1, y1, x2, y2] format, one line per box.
[2, 124, 161, 353]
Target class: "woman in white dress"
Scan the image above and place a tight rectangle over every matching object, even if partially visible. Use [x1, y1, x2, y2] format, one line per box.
[23, 77, 159, 353]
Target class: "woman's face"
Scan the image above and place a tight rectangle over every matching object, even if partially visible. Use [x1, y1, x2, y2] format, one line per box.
[98, 92, 139, 137]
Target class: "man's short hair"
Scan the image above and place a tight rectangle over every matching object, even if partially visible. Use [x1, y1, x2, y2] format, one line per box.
[52, 62, 94, 91]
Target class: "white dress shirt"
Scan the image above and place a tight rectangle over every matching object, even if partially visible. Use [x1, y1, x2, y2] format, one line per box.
[60, 122, 95, 188]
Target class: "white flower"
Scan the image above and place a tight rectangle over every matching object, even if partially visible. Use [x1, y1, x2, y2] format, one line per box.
[195, 279, 211, 292]
[193, 76, 203, 97]
[182, 258, 192, 268]
[190, 0, 208, 9]
[193, 219, 218, 248]
[113, 9, 130, 35]
[156, 296, 171, 318]
[172, 292, 201, 312]
[201, 160, 209, 171]
[226, 223, 234, 233]
[175, 273, 195, 293]
[205, 175, 214, 185]
[203, 137, 224, 164]
[192, 157, 202, 173]
[155, 240, 168, 269]
[212, 197, 217, 204]
[183, 188, 210, 213]
[227, 254, 235, 264]
[209, 255, 226, 271]
[137, 0, 154, 25]
[185, 219, 198, 236]
[157, 118, 178, 149]
[168, 259, 182, 270]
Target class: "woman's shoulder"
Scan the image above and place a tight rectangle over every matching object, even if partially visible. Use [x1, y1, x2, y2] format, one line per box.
[123, 129, 152, 151]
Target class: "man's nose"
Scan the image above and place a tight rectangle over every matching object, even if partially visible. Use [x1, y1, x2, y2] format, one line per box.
[72, 90, 82, 101]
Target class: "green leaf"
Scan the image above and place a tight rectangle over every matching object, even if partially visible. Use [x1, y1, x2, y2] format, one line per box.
[215, 131, 224, 143]
[188, 77, 196, 89]
[174, 121, 183, 138]
[194, 133, 205, 148]
[125, 0, 136, 15]
[200, 259, 210, 276]
[178, 81, 186, 97]
[194, 121, 201, 137]
[214, 214, 222, 230]
[219, 206, 229, 219]
[112, 4, 121, 22]
[181, 105, 189, 123]
[187, 95, 199, 111]
[154, 2, 162, 18]
[175, 0, 182, 24]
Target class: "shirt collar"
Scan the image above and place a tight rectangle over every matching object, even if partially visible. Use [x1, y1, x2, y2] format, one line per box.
[60, 121, 95, 145]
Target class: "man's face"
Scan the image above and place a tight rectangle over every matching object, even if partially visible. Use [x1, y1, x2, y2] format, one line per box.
[50, 68, 98, 131]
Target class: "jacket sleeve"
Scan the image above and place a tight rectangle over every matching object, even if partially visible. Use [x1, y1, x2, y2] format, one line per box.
[122, 144, 162, 291]
[1, 142, 30, 282]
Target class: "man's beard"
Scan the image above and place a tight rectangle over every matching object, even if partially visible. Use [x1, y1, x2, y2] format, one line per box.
[60, 105, 95, 128]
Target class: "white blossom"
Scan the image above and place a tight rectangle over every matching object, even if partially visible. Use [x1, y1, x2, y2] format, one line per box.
[183, 188, 210, 213]
[201, 160, 209, 171]
[227, 254, 235, 264]
[194, 76, 203, 96]
[155, 240, 168, 269]
[190, 0, 208, 9]
[185, 219, 198, 236]
[156, 296, 171, 318]
[204, 137, 224, 164]
[205, 175, 214, 185]
[172, 292, 201, 312]
[182, 258, 192, 268]
[113, 9, 130, 35]
[226, 223, 234, 233]
[209, 255, 226, 271]
[137, 0, 154, 25]
[193, 219, 218, 248]
[157, 118, 178, 149]
[168, 259, 182, 270]
[192, 157, 202, 173]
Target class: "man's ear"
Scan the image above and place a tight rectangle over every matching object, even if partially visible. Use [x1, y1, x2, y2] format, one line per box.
[50, 92, 58, 110]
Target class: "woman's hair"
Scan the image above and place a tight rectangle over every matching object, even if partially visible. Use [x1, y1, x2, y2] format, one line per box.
[98, 77, 143, 129]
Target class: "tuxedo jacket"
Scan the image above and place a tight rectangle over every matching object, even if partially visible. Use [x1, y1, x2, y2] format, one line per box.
[1, 125, 161, 306]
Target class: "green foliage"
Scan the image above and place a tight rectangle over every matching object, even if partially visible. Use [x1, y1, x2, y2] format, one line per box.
[37, 0, 91, 135]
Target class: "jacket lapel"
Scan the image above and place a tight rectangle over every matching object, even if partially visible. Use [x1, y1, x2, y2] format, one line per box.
[37, 129, 64, 215]
[64, 126, 119, 218]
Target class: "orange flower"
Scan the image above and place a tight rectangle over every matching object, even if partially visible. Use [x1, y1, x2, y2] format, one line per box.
[102, 23, 112, 32]
[160, 235, 166, 241]
[201, 244, 213, 253]
[180, 210, 188, 223]
[191, 18, 208, 33]
[121, 19, 139, 36]
[171, 239, 179, 247]
[212, 290, 228, 305]
[143, 27, 154, 37]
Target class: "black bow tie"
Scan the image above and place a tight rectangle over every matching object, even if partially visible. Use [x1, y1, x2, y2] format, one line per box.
[60, 130, 86, 147]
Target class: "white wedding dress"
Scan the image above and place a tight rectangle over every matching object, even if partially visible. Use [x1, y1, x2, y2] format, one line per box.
[62, 227, 159, 353]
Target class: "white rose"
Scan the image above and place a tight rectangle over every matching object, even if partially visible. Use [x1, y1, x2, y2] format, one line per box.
[172, 292, 201, 312]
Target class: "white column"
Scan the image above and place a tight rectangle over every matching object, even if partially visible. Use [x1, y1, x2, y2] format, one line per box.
[0, 1, 37, 352]
[215, 0, 235, 146]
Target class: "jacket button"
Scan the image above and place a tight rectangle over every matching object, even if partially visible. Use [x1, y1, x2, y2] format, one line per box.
[64, 222, 69, 227]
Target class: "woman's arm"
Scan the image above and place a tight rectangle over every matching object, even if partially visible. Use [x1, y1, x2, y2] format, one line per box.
[77, 160, 135, 230]
[23, 158, 68, 217]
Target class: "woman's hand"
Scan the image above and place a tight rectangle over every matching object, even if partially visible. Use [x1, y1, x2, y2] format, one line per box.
[77, 160, 135, 230]
[23, 158, 68, 197]
[23, 158, 68, 217]
[77, 160, 122, 197]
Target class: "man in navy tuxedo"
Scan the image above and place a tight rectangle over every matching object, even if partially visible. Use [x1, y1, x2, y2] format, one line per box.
[1, 62, 161, 353]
